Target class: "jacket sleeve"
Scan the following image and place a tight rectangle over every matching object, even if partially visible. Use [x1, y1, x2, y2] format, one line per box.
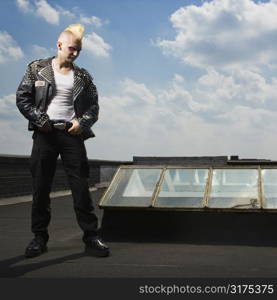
[78, 70, 99, 129]
[16, 62, 49, 128]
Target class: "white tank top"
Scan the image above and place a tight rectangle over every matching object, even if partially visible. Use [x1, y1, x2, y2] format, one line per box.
[46, 70, 75, 121]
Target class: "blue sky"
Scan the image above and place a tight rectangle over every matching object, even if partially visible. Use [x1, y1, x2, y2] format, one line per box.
[1, 0, 277, 161]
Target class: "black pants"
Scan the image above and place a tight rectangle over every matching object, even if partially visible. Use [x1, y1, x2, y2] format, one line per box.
[30, 129, 98, 243]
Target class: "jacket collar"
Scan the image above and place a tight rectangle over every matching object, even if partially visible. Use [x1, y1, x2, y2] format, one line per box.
[37, 57, 85, 101]
[37, 57, 54, 85]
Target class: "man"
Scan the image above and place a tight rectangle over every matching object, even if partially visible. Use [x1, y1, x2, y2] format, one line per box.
[16, 24, 109, 258]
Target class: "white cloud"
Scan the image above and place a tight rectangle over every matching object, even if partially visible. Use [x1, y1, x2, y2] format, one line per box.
[55, 5, 75, 18]
[16, 0, 59, 25]
[31, 45, 53, 59]
[16, 0, 33, 13]
[80, 15, 108, 27]
[90, 73, 277, 160]
[120, 78, 156, 105]
[218, 105, 276, 130]
[157, 75, 208, 113]
[157, 0, 277, 71]
[0, 118, 32, 155]
[0, 94, 17, 118]
[0, 31, 24, 64]
[35, 0, 59, 25]
[192, 68, 277, 116]
[16, 0, 109, 29]
[0, 94, 36, 155]
[173, 74, 185, 83]
[83, 32, 112, 57]
[155, 0, 277, 130]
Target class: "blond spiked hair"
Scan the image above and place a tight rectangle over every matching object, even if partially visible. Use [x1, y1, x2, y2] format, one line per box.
[63, 24, 85, 40]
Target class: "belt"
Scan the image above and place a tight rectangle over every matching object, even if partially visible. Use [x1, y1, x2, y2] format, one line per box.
[50, 120, 72, 130]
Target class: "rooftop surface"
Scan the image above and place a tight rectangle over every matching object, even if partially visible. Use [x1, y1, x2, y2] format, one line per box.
[1, 188, 277, 279]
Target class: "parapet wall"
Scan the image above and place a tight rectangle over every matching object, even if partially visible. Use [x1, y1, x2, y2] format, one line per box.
[0, 155, 131, 199]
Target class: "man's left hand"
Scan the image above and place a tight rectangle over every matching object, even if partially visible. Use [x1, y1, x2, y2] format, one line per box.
[68, 119, 83, 135]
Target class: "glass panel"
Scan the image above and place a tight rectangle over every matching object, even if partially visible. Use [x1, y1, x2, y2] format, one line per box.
[262, 169, 277, 209]
[154, 169, 209, 207]
[101, 168, 162, 207]
[208, 169, 260, 209]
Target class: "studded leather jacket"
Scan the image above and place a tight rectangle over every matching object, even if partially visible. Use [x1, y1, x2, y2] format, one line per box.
[16, 56, 99, 140]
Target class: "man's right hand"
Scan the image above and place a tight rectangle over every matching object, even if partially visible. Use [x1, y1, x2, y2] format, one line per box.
[38, 121, 52, 133]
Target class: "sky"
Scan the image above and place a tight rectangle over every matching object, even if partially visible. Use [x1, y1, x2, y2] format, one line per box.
[0, 0, 277, 161]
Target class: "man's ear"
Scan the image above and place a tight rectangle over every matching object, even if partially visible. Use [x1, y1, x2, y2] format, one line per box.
[57, 41, 62, 50]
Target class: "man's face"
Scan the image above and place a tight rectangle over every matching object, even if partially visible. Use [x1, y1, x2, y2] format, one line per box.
[58, 35, 82, 63]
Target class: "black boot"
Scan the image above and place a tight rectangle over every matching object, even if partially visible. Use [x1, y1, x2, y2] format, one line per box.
[84, 237, 110, 257]
[25, 236, 48, 258]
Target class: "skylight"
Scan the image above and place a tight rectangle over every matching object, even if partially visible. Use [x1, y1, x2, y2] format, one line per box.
[99, 166, 277, 211]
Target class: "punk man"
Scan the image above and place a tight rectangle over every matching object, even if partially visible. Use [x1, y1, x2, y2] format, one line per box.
[16, 24, 109, 258]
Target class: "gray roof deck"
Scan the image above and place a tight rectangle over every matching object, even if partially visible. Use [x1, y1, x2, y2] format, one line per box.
[1, 188, 277, 278]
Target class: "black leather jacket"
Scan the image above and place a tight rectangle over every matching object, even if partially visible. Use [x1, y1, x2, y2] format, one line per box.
[16, 56, 99, 140]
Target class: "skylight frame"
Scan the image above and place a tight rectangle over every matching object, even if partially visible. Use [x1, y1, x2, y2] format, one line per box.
[152, 167, 211, 209]
[98, 166, 165, 208]
[206, 166, 262, 210]
[99, 165, 277, 212]
[260, 167, 277, 210]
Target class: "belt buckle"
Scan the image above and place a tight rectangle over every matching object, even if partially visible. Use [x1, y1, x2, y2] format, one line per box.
[53, 122, 66, 130]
